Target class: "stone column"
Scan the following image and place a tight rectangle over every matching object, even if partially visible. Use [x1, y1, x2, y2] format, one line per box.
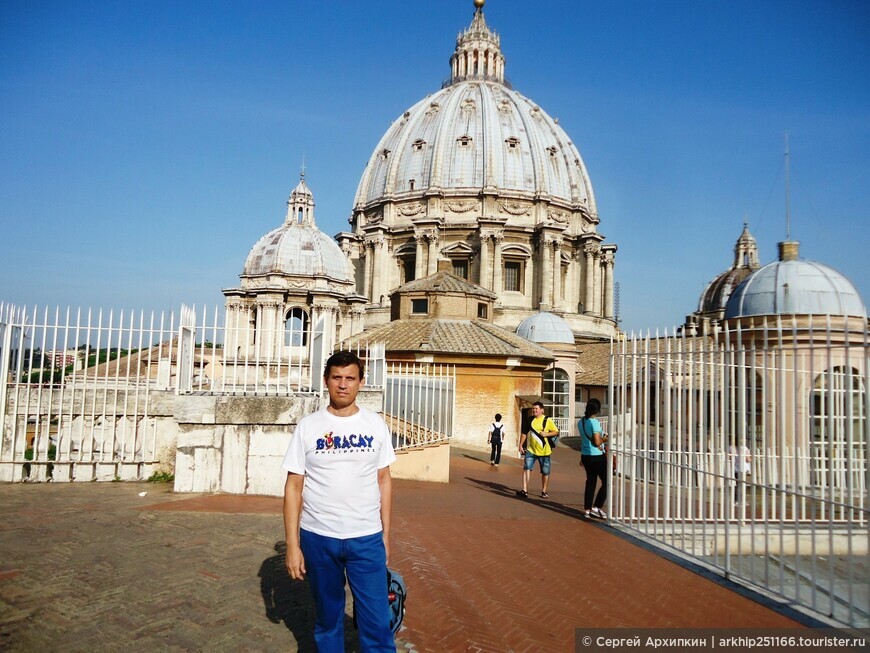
[363, 241, 373, 301]
[583, 242, 598, 315]
[258, 302, 275, 359]
[552, 238, 563, 311]
[414, 233, 425, 281]
[492, 233, 503, 296]
[426, 232, 439, 276]
[603, 250, 615, 319]
[593, 249, 602, 316]
[540, 237, 553, 309]
[372, 236, 385, 303]
[479, 232, 490, 289]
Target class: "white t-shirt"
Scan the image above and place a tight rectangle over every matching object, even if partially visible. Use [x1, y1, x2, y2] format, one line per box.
[282, 406, 396, 539]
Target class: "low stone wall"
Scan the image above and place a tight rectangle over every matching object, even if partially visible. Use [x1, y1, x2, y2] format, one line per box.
[173, 389, 383, 496]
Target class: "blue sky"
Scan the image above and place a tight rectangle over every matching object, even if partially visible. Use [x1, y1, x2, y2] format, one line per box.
[1, 0, 867, 332]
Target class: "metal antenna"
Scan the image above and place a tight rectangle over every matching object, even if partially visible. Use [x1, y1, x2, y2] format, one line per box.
[614, 281, 622, 325]
[784, 133, 790, 241]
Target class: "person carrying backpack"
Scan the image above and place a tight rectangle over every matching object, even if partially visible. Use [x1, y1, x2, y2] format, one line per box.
[488, 414, 505, 466]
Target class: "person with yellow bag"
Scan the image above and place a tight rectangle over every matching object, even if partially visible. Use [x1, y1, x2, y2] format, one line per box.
[516, 401, 559, 499]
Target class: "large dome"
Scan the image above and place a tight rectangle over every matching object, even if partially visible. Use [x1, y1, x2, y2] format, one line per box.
[724, 242, 866, 319]
[354, 81, 596, 211]
[353, 4, 595, 213]
[242, 178, 353, 283]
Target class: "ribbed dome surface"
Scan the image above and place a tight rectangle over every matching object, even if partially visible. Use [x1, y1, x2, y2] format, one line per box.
[354, 80, 596, 210]
[242, 177, 353, 283]
[243, 224, 352, 282]
[699, 267, 756, 313]
[724, 259, 866, 319]
[516, 312, 575, 344]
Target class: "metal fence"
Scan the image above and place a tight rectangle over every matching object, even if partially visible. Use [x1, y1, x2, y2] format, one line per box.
[609, 315, 869, 628]
[0, 303, 389, 481]
[384, 362, 455, 451]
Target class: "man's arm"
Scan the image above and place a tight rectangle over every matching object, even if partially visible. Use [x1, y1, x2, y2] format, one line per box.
[518, 432, 527, 453]
[283, 472, 306, 580]
[378, 466, 393, 563]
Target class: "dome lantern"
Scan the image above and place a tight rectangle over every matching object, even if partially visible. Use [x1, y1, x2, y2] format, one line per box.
[449, 0, 506, 85]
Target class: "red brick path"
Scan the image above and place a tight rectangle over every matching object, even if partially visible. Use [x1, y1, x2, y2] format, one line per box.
[389, 446, 801, 652]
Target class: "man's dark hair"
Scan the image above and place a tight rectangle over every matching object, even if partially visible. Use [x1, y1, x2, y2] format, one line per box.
[532, 401, 544, 409]
[494, 413, 502, 422]
[323, 350, 365, 379]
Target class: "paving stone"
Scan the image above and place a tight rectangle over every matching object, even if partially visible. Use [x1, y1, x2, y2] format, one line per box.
[0, 446, 804, 652]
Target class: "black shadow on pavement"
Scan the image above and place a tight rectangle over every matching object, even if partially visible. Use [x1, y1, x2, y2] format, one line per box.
[259, 542, 361, 652]
[464, 476, 590, 521]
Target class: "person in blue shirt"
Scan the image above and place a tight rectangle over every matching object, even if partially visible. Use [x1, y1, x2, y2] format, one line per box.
[578, 398, 608, 519]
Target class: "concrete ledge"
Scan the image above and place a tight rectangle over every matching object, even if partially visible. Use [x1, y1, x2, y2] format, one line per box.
[391, 441, 450, 483]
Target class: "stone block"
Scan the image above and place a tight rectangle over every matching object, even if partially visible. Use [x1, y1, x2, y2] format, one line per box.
[192, 447, 221, 493]
[246, 454, 286, 497]
[249, 427, 293, 457]
[173, 395, 218, 424]
[176, 425, 220, 448]
[174, 449, 195, 492]
[221, 427, 248, 494]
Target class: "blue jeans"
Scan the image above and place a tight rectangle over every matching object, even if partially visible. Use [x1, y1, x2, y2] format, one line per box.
[299, 529, 395, 653]
[523, 451, 551, 475]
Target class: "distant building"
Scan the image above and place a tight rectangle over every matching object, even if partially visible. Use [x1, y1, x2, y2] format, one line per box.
[223, 1, 621, 446]
[683, 222, 760, 335]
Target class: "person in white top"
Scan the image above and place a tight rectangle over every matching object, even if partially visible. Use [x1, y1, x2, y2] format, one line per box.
[729, 442, 752, 505]
[282, 350, 396, 652]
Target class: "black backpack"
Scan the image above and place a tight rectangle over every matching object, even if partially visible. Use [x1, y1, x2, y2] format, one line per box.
[491, 423, 502, 442]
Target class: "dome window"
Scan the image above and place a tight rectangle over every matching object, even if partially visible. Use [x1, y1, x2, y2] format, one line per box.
[547, 146, 558, 157]
[412, 139, 426, 151]
[409, 179, 416, 191]
[285, 308, 309, 347]
[457, 135, 473, 147]
[380, 149, 391, 160]
[505, 137, 520, 149]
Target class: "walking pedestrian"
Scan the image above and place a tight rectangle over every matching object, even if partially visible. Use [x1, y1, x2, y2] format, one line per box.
[488, 413, 505, 466]
[516, 401, 559, 499]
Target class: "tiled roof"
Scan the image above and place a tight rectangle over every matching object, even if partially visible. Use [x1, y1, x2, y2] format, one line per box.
[344, 318, 553, 360]
[392, 272, 497, 299]
[576, 341, 612, 387]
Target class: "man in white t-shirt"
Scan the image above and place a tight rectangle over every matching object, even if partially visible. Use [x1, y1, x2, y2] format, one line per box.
[282, 350, 396, 652]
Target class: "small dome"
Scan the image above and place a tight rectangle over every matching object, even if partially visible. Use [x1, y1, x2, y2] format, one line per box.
[242, 177, 353, 283]
[725, 258, 866, 319]
[516, 312, 575, 344]
[698, 223, 761, 313]
[243, 226, 352, 282]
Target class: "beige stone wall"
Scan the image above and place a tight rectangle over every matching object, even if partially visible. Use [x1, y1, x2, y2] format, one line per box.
[452, 364, 543, 456]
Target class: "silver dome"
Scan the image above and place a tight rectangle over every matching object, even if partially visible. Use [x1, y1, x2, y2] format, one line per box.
[516, 312, 575, 344]
[724, 258, 866, 319]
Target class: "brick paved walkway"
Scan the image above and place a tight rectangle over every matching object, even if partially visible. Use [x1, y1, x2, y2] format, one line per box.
[0, 444, 806, 652]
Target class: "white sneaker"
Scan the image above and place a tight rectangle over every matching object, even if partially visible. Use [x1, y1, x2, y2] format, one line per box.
[591, 507, 607, 519]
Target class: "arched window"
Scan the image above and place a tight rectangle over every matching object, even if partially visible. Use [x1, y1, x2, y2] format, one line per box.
[285, 308, 309, 347]
[810, 366, 865, 488]
[542, 368, 570, 423]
